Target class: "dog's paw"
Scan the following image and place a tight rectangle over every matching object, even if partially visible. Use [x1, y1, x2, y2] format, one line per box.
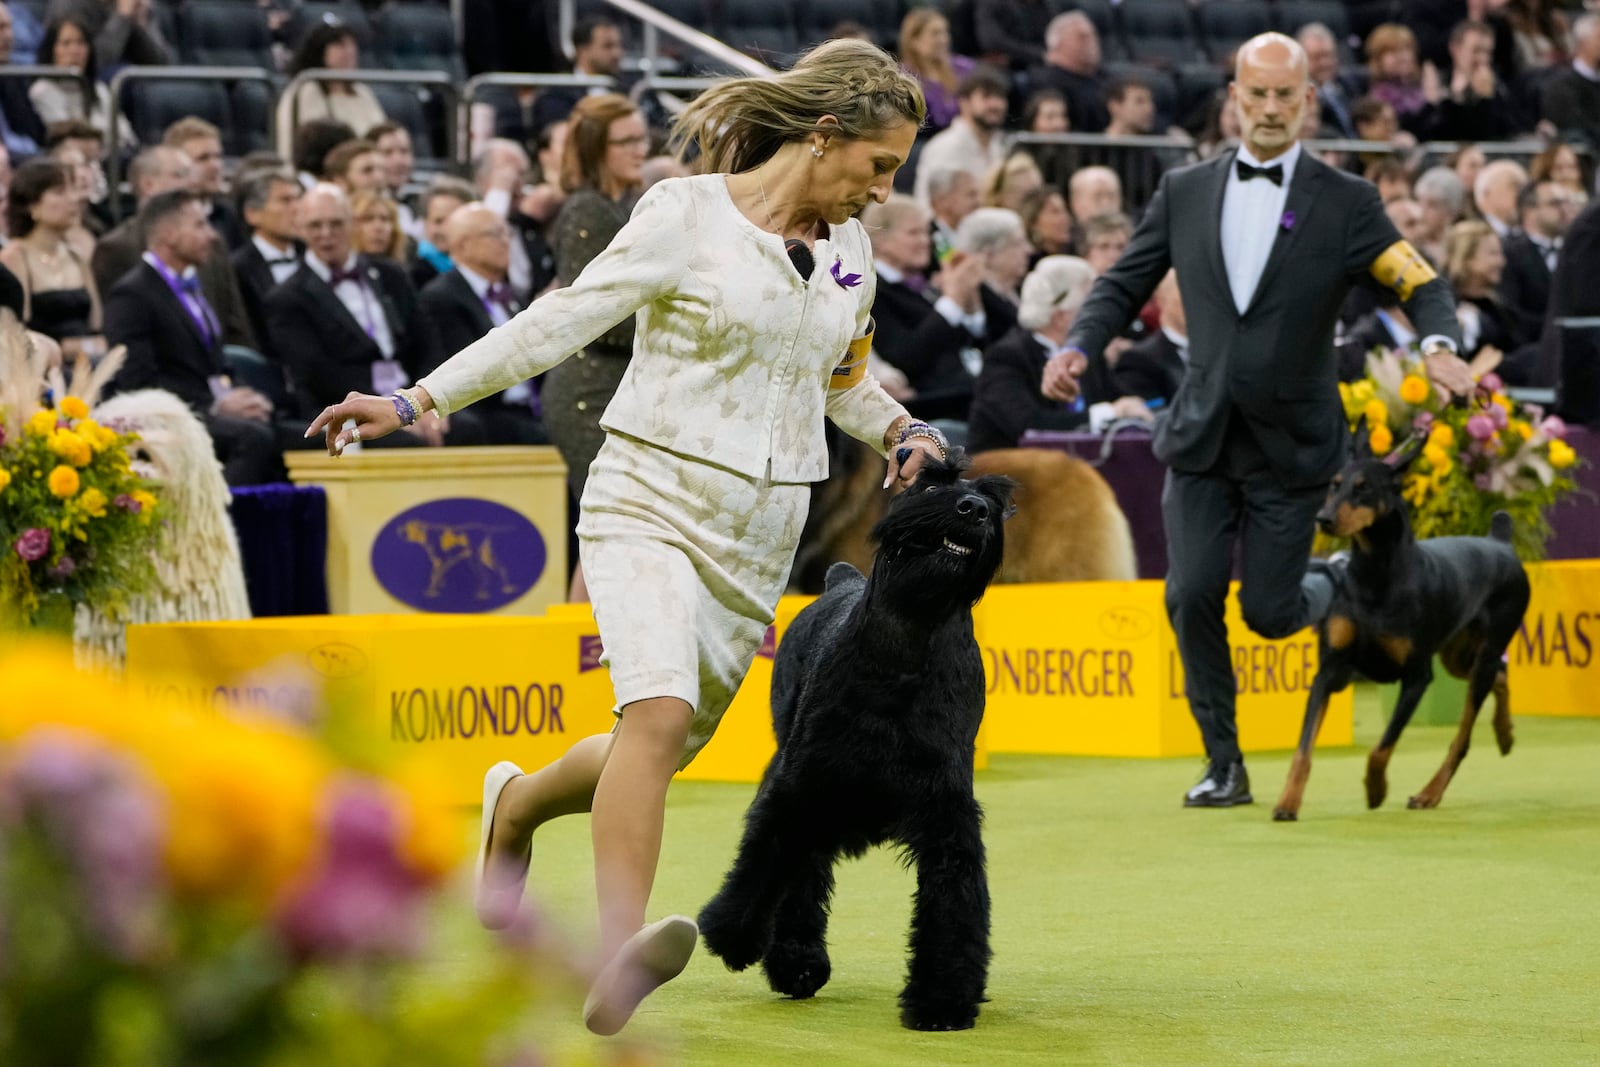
[763, 939, 831, 999]
[697, 901, 769, 972]
[899, 998, 979, 1032]
[1406, 792, 1441, 809]
[1363, 771, 1388, 810]
[1271, 806, 1299, 822]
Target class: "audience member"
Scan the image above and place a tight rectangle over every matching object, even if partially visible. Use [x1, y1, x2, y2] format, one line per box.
[164, 117, 245, 249]
[912, 66, 1010, 205]
[1022, 89, 1068, 134]
[1298, 22, 1358, 137]
[350, 188, 404, 261]
[0, 3, 46, 156]
[1449, 142, 1487, 198]
[42, 128, 101, 256]
[1, 157, 102, 359]
[1540, 14, 1600, 151]
[1103, 75, 1165, 209]
[1020, 183, 1071, 265]
[967, 255, 1140, 453]
[369, 121, 417, 235]
[231, 167, 302, 351]
[1429, 19, 1520, 141]
[1367, 157, 1414, 203]
[1365, 23, 1431, 135]
[474, 137, 558, 299]
[28, 17, 133, 147]
[1078, 211, 1130, 274]
[323, 138, 383, 196]
[1413, 165, 1467, 265]
[981, 152, 1042, 212]
[1027, 12, 1108, 133]
[1529, 140, 1587, 197]
[410, 177, 476, 290]
[419, 202, 544, 446]
[956, 206, 1029, 326]
[43, 0, 170, 68]
[1386, 195, 1429, 247]
[284, 21, 386, 135]
[899, 8, 974, 133]
[292, 118, 356, 189]
[1474, 158, 1530, 238]
[105, 189, 283, 486]
[1504, 0, 1564, 73]
[531, 16, 623, 136]
[924, 165, 979, 253]
[1498, 179, 1571, 349]
[266, 183, 482, 447]
[1338, 292, 1421, 379]
[1444, 219, 1515, 362]
[1112, 269, 1188, 406]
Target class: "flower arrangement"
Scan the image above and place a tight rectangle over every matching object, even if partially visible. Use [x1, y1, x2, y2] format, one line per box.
[1335, 348, 1577, 559]
[0, 640, 609, 1066]
[0, 318, 163, 631]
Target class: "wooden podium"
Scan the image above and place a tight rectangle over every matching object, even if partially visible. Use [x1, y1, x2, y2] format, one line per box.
[285, 446, 567, 616]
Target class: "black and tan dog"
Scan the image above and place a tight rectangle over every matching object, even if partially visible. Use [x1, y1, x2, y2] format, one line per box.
[1273, 436, 1530, 821]
[698, 453, 1013, 1031]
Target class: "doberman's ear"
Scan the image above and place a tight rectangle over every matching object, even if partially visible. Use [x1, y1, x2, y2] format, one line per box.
[1383, 434, 1424, 472]
[1350, 421, 1372, 461]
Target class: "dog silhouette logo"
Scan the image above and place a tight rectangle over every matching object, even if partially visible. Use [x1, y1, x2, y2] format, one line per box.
[372, 498, 545, 612]
[579, 634, 606, 672]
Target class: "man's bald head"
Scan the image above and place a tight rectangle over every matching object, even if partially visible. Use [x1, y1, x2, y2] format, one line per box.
[446, 202, 513, 280]
[299, 181, 354, 267]
[1230, 32, 1313, 162]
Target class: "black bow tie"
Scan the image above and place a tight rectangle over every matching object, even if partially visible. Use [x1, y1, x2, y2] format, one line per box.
[1236, 159, 1284, 186]
[263, 254, 297, 266]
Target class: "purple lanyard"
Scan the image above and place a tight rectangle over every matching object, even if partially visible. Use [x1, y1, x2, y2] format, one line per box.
[146, 254, 218, 347]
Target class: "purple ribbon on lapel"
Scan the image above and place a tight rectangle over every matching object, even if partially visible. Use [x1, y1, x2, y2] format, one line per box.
[830, 258, 862, 289]
[1280, 210, 1297, 231]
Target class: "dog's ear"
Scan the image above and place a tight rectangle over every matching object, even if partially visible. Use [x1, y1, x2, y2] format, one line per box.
[973, 474, 1018, 521]
[1383, 433, 1424, 472]
[1350, 421, 1372, 461]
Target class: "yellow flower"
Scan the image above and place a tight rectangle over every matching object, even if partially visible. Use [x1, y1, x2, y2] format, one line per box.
[1549, 439, 1576, 470]
[1428, 424, 1456, 448]
[76, 419, 114, 452]
[1423, 442, 1452, 473]
[59, 395, 89, 420]
[1351, 380, 1375, 402]
[47, 465, 80, 497]
[1363, 398, 1389, 428]
[79, 487, 107, 517]
[27, 408, 58, 437]
[1338, 382, 1351, 405]
[0, 468, 9, 492]
[1491, 394, 1512, 413]
[1369, 425, 1393, 455]
[131, 489, 158, 522]
[48, 430, 92, 468]
[1398, 375, 1430, 405]
[1512, 420, 1532, 440]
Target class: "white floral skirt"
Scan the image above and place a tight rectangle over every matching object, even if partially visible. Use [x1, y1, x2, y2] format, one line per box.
[576, 432, 810, 768]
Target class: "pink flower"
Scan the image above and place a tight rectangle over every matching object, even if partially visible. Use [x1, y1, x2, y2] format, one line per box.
[1480, 372, 1503, 393]
[1413, 411, 1435, 433]
[1475, 473, 1493, 490]
[1466, 413, 1497, 441]
[114, 493, 139, 513]
[1488, 403, 1508, 429]
[0, 424, 6, 446]
[15, 527, 50, 562]
[1540, 415, 1568, 440]
[47, 556, 75, 579]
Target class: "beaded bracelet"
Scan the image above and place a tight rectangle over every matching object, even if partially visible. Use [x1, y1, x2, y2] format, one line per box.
[390, 390, 418, 427]
[895, 419, 950, 462]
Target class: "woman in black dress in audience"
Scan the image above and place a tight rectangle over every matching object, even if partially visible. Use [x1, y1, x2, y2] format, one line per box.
[0, 159, 106, 364]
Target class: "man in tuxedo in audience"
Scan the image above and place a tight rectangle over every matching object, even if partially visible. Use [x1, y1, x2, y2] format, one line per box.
[924, 166, 980, 256]
[1044, 33, 1469, 808]
[105, 190, 283, 486]
[231, 167, 303, 358]
[164, 117, 246, 249]
[93, 145, 257, 348]
[418, 202, 546, 445]
[1498, 180, 1570, 357]
[1112, 270, 1187, 406]
[265, 183, 484, 446]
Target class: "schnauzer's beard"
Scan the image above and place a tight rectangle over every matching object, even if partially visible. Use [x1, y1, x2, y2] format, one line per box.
[870, 498, 1005, 612]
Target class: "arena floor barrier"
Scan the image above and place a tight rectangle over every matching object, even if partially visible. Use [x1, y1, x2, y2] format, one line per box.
[1507, 560, 1600, 717]
[972, 581, 1353, 757]
[284, 446, 568, 617]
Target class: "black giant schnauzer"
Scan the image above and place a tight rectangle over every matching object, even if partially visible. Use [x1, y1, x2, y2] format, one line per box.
[699, 453, 1014, 1031]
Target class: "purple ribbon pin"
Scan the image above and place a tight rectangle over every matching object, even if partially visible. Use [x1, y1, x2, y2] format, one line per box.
[831, 258, 862, 288]
[1280, 210, 1296, 231]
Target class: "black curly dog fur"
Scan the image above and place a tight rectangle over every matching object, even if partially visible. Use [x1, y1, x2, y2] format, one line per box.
[698, 453, 1014, 1031]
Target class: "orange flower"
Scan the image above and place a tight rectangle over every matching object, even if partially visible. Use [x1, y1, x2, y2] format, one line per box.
[59, 395, 89, 420]
[47, 465, 80, 497]
[1398, 375, 1430, 405]
[1369, 425, 1393, 455]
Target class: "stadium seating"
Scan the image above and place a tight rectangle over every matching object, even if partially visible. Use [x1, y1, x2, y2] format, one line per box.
[176, 2, 275, 69]
[1117, 0, 1201, 68]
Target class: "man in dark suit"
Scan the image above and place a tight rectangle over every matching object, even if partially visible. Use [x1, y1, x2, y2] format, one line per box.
[266, 183, 484, 446]
[1112, 270, 1186, 406]
[1546, 199, 1600, 421]
[104, 190, 283, 486]
[1025, 12, 1108, 131]
[230, 167, 303, 359]
[92, 145, 257, 350]
[1044, 33, 1469, 807]
[418, 202, 546, 445]
[1498, 180, 1570, 369]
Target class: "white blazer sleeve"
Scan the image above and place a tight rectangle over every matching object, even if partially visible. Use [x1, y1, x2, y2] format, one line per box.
[417, 181, 693, 416]
[823, 226, 908, 456]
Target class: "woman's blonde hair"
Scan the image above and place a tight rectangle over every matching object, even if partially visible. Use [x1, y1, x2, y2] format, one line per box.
[672, 38, 925, 175]
[350, 189, 405, 260]
[560, 92, 644, 195]
[899, 9, 954, 94]
[982, 152, 1043, 210]
[1443, 219, 1496, 290]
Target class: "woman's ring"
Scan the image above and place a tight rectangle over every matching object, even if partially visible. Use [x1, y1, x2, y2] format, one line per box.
[350, 426, 362, 443]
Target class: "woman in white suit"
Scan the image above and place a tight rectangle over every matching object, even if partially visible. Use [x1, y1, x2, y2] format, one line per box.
[306, 38, 946, 1035]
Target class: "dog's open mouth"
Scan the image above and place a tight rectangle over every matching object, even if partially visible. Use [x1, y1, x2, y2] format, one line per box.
[941, 538, 974, 557]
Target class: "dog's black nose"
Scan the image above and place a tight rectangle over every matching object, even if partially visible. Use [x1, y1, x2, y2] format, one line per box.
[956, 493, 990, 523]
[1316, 513, 1335, 534]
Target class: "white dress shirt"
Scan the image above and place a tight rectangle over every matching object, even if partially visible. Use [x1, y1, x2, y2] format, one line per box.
[1162, 325, 1190, 362]
[253, 235, 300, 285]
[1219, 142, 1301, 314]
[457, 264, 532, 405]
[306, 251, 397, 361]
[874, 260, 987, 337]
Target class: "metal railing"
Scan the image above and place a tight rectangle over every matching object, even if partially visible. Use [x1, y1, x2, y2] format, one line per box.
[457, 73, 615, 164]
[278, 68, 459, 161]
[107, 65, 276, 218]
[557, 0, 773, 78]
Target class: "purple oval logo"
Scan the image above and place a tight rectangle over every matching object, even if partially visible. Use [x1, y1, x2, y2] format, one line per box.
[372, 497, 546, 612]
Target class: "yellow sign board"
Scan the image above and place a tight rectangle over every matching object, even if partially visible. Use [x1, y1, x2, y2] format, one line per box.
[1507, 561, 1600, 717]
[975, 580, 1353, 757]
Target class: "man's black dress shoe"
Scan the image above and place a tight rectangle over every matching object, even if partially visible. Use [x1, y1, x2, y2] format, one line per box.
[1182, 762, 1253, 807]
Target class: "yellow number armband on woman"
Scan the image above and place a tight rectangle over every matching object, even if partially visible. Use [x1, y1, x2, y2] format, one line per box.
[830, 319, 874, 391]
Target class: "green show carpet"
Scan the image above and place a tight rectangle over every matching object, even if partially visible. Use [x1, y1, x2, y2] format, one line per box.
[430, 689, 1600, 1066]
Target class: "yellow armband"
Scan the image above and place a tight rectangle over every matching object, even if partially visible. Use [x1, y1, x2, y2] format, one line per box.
[830, 320, 873, 391]
[1369, 240, 1438, 302]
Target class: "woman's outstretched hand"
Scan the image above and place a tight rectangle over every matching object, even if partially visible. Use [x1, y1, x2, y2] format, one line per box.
[883, 437, 943, 489]
[305, 391, 404, 456]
